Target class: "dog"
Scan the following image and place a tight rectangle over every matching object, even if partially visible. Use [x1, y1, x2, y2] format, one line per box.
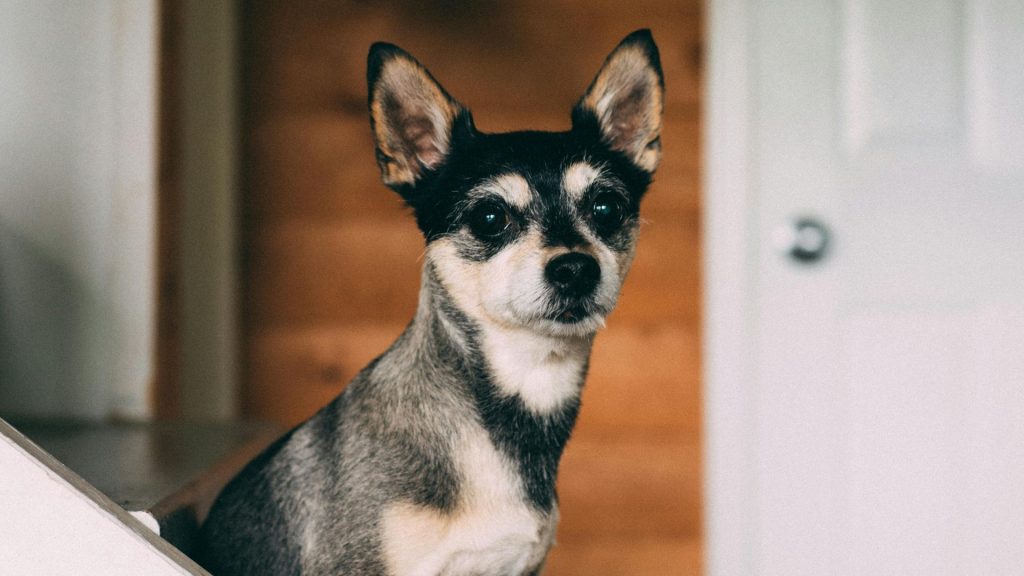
[200, 29, 663, 576]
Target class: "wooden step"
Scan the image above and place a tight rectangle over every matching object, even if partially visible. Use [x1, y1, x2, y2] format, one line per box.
[0, 419, 211, 575]
[9, 419, 280, 557]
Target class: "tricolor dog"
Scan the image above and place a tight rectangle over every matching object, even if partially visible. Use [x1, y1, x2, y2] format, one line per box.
[201, 29, 664, 576]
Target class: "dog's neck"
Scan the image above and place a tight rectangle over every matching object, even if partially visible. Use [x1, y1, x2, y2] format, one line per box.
[412, 261, 594, 410]
[405, 261, 592, 510]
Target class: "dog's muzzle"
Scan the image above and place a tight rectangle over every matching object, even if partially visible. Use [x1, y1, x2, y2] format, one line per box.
[544, 253, 602, 323]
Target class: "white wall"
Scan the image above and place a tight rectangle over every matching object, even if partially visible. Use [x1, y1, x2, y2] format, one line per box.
[0, 1, 157, 420]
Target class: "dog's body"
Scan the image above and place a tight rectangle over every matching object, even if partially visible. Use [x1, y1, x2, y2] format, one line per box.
[201, 31, 663, 576]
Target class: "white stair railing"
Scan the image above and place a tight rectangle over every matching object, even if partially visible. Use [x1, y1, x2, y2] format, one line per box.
[0, 418, 208, 575]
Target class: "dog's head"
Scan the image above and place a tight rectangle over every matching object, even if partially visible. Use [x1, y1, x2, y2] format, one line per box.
[368, 31, 663, 338]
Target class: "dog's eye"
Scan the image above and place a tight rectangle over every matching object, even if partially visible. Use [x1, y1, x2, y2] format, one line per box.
[467, 201, 511, 238]
[590, 191, 627, 232]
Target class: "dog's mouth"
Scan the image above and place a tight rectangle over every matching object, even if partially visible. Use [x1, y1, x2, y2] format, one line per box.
[551, 302, 602, 324]
[556, 309, 584, 323]
[506, 296, 613, 336]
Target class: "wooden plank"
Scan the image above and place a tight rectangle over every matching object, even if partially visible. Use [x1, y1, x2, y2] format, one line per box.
[613, 211, 703, 326]
[244, 2, 701, 118]
[556, 437, 703, 540]
[245, 324, 406, 426]
[545, 538, 702, 576]
[246, 220, 422, 328]
[246, 115, 401, 222]
[579, 325, 702, 439]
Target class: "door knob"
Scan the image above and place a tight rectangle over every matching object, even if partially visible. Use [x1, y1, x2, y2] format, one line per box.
[774, 217, 831, 263]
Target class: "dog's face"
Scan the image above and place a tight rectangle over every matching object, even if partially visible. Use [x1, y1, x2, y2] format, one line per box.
[368, 31, 663, 338]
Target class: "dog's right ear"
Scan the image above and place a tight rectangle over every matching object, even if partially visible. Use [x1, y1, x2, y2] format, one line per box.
[368, 43, 465, 190]
[573, 30, 664, 174]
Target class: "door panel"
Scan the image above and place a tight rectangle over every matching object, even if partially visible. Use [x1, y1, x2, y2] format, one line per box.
[707, 0, 1024, 573]
[970, 0, 1024, 169]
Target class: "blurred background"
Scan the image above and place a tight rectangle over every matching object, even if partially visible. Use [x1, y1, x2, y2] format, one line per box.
[0, 1, 703, 574]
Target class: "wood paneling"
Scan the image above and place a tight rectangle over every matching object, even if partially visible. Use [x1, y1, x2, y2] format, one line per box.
[581, 326, 703, 439]
[243, 2, 701, 117]
[558, 438, 702, 540]
[241, 1, 703, 573]
[248, 221, 422, 326]
[245, 324, 405, 422]
[544, 538, 702, 576]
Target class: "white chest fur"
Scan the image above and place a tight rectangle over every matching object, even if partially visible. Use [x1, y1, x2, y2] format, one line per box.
[381, 431, 557, 576]
[480, 325, 589, 415]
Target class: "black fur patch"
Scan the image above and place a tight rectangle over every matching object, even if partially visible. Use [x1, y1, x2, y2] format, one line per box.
[405, 121, 651, 251]
[467, 358, 582, 511]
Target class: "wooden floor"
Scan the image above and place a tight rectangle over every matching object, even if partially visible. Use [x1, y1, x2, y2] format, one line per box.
[240, 2, 704, 574]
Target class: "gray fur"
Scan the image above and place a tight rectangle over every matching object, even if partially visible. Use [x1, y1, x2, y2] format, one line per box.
[201, 263, 580, 574]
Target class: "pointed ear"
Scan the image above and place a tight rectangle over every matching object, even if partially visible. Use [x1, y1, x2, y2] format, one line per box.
[573, 30, 664, 173]
[367, 43, 465, 188]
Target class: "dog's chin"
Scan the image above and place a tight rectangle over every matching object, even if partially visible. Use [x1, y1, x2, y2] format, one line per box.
[481, 306, 606, 339]
[538, 314, 607, 338]
[481, 292, 616, 338]
[529, 303, 611, 338]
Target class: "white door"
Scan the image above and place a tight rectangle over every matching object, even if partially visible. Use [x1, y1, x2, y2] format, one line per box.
[705, 0, 1024, 574]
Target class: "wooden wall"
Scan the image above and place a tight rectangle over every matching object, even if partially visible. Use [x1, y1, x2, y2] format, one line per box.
[240, 1, 703, 573]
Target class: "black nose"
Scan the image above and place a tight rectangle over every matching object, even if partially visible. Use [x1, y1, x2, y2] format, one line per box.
[545, 252, 601, 297]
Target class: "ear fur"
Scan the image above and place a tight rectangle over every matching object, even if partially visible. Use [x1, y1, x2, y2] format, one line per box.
[367, 43, 465, 188]
[574, 30, 665, 173]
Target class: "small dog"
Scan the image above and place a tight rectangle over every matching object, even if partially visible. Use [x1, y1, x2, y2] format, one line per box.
[201, 30, 663, 576]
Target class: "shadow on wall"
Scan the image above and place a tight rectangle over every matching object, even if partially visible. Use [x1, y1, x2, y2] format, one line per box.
[0, 221, 114, 419]
[0, 2, 158, 422]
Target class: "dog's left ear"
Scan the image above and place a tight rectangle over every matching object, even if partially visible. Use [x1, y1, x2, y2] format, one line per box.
[573, 30, 664, 173]
[368, 43, 466, 189]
